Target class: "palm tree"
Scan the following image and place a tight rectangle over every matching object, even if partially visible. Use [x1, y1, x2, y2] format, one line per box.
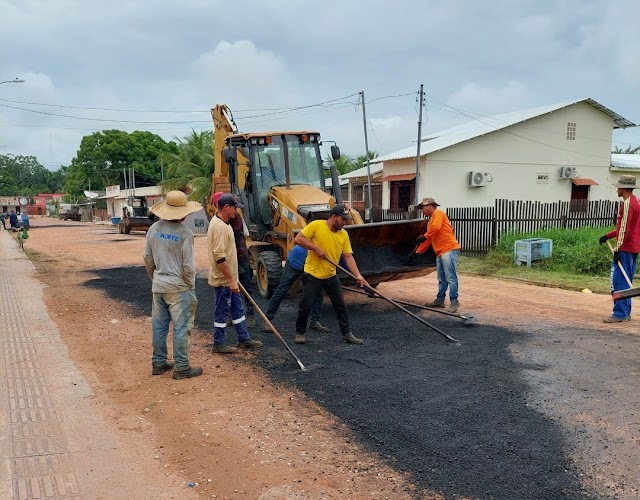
[612, 145, 640, 154]
[323, 153, 355, 178]
[354, 150, 378, 170]
[160, 130, 214, 209]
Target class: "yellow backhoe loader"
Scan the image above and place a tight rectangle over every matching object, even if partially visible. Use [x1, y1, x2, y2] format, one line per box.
[211, 104, 435, 298]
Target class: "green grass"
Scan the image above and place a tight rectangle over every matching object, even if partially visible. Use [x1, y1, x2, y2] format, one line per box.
[458, 225, 617, 294]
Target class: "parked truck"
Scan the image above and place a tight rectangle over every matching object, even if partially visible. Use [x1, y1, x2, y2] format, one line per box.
[210, 104, 435, 298]
[59, 204, 82, 221]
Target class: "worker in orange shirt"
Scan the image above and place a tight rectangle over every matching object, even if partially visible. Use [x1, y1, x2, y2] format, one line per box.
[415, 197, 461, 313]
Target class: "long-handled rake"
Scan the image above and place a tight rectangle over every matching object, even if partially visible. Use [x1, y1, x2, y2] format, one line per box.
[238, 283, 317, 371]
[342, 286, 477, 326]
[606, 241, 640, 301]
[323, 256, 459, 343]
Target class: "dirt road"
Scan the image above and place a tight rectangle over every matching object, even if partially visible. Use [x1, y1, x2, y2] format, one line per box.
[19, 218, 640, 499]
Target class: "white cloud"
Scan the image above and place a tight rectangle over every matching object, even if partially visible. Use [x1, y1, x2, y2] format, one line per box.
[447, 81, 530, 117]
[1, 0, 639, 171]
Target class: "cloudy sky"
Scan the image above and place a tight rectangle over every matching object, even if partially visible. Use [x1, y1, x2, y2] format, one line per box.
[1, 0, 639, 171]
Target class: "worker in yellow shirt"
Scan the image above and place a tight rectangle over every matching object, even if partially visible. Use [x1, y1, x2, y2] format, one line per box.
[294, 204, 367, 345]
[415, 197, 461, 313]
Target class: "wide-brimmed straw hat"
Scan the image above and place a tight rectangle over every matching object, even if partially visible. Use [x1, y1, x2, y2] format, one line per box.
[150, 191, 201, 220]
[612, 175, 638, 189]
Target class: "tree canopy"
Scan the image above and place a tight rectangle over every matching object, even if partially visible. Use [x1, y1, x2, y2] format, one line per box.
[0, 154, 65, 196]
[64, 130, 178, 200]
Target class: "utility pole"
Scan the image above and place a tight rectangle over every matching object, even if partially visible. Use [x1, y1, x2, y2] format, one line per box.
[414, 84, 425, 206]
[360, 91, 373, 221]
[127, 167, 135, 205]
[88, 177, 92, 221]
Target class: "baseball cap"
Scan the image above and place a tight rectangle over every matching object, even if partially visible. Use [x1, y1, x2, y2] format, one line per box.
[217, 193, 244, 208]
[329, 204, 352, 220]
[211, 191, 224, 206]
[416, 197, 440, 208]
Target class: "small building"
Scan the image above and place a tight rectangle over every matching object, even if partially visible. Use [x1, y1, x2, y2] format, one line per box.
[30, 193, 65, 216]
[104, 185, 164, 220]
[371, 98, 637, 210]
[104, 185, 209, 233]
[0, 196, 29, 215]
[337, 163, 383, 212]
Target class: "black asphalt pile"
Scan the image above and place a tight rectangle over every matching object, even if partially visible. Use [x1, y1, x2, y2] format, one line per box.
[86, 266, 594, 500]
[350, 243, 436, 275]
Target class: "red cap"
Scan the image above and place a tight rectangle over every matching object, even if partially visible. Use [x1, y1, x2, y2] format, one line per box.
[211, 191, 224, 206]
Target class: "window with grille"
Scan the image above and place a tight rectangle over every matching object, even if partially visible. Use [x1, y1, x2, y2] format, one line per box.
[566, 122, 576, 141]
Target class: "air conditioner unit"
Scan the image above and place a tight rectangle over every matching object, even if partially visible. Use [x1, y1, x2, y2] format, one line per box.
[468, 171, 490, 187]
[558, 166, 576, 179]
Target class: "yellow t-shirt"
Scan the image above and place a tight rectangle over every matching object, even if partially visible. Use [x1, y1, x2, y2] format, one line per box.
[301, 220, 353, 279]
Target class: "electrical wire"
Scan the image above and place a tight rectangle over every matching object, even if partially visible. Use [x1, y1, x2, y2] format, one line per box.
[422, 95, 640, 147]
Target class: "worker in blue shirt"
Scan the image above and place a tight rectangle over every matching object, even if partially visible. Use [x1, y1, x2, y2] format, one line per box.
[9, 211, 18, 228]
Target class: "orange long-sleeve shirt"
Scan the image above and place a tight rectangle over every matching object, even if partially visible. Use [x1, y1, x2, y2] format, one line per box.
[416, 209, 460, 257]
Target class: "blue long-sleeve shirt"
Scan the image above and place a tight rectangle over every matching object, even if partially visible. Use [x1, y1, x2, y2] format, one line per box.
[287, 244, 348, 272]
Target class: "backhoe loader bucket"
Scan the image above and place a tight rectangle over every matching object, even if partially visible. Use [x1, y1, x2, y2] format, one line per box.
[343, 219, 436, 285]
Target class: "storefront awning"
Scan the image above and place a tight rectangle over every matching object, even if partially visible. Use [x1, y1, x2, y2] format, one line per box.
[571, 178, 598, 186]
[378, 173, 417, 182]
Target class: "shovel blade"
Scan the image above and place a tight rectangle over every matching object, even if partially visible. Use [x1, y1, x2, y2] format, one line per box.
[612, 287, 640, 301]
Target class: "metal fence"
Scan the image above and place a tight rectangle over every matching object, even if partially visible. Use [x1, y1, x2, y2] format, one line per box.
[357, 199, 620, 252]
[358, 207, 422, 222]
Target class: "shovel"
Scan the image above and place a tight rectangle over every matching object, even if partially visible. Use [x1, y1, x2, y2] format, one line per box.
[606, 241, 640, 301]
[405, 243, 420, 265]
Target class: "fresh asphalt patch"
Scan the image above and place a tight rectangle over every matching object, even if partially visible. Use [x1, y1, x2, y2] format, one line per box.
[85, 266, 595, 499]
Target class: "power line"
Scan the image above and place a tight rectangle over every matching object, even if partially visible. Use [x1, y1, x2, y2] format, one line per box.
[417, 94, 630, 161]
[422, 96, 640, 147]
[0, 98, 208, 113]
[0, 96, 364, 114]
[0, 103, 211, 124]
[0, 93, 361, 125]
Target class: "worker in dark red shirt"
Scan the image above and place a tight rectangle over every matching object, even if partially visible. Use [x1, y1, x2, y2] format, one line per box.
[599, 175, 640, 322]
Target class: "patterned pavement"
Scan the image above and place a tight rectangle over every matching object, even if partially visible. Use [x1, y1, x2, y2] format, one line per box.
[0, 230, 83, 499]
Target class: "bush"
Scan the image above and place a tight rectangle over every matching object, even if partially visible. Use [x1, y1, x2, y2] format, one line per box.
[490, 226, 614, 276]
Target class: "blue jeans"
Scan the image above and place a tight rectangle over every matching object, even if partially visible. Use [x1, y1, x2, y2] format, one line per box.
[238, 254, 254, 316]
[265, 262, 323, 322]
[611, 251, 638, 319]
[436, 249, 459, 302]
[213, 287, 251, 345]
[152, 290, 196, 371]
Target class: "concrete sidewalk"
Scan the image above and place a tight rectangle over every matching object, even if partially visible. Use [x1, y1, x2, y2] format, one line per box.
[0, 230, 84, 498]
[0, 230, 182, 499]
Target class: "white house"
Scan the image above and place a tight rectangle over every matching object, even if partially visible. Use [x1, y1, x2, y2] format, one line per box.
[371, 98, 637, 210]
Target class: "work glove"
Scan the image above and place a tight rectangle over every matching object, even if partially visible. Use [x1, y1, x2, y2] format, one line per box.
[416, 235, 427, 244]
[613, 252, 620, 265]
[599, 235, 608, 245]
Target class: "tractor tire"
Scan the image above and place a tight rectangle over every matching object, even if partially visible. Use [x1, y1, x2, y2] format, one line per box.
[256, 251, 283, 299]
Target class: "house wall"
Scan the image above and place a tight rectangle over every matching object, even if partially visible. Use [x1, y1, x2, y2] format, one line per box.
[382, 102, 621, 209]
